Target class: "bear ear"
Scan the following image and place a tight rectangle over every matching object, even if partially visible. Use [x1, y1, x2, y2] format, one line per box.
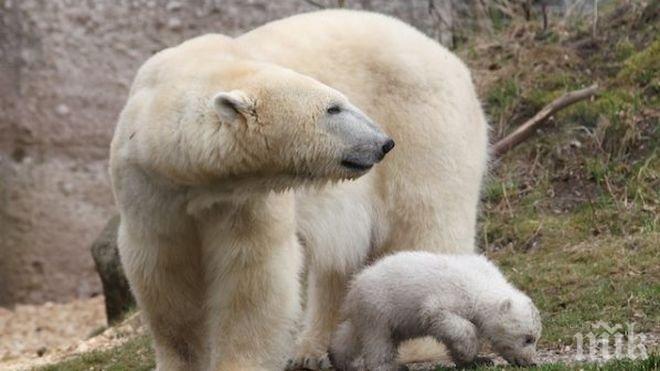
[499, 298, 512, 313]
[212, 90, 254, 124]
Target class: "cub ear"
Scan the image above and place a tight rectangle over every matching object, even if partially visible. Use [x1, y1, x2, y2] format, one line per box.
[499, 298, 512, 313]
[212, 90, 254, 123]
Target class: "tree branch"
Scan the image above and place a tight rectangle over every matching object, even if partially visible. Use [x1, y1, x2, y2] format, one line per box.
[492, 84, 599, 157]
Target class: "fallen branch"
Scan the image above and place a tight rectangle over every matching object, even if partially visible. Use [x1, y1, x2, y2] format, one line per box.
[492, 84, 599, 157]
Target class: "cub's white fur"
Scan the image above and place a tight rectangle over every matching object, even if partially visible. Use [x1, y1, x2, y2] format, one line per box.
[330, 252, 542, 370]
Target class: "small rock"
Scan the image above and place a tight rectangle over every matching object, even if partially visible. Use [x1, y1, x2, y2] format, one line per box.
[166, 1, 182, 11]
[76, 343, 89, 353]
[36, 347, 47, 357]
[569, 139, 582, 148]
[167, 17, 182, 31]
[55, 103, 70, 116]
[59, 181, 74, 196]
[488, 62, 500, 70]
[91, 216, 136, 324]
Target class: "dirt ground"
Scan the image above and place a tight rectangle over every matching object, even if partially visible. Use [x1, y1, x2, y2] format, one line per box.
[0, 296, 106, 368]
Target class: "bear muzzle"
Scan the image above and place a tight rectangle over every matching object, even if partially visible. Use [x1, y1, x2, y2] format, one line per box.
[341, 137, 395, 172]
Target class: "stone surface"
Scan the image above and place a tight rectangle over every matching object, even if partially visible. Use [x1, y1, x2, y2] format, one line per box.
[0, 0, 475, 306]
[90, 215, 134, 324]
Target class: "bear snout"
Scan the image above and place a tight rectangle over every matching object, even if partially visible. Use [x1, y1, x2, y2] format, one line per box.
[379, 138, 396, 160]
[341, 136, 394, 172]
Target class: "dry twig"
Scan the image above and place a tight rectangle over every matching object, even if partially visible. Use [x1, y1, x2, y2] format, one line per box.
[492, 84, 599, 157]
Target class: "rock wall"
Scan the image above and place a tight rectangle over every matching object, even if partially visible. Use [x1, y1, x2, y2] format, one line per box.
[0, 0, 459, 306]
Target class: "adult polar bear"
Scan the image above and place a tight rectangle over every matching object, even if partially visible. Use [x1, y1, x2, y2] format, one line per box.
[242, 10, 488, 369]
[110, 9, 487, 371]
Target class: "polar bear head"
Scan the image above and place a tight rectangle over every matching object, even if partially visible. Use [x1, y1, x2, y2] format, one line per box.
[208, 65, 394, 189]
[114, 39, 394, 194]
[482, 294, 542, 366]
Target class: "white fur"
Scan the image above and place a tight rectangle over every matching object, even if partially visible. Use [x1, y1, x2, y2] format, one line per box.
[238, 10, 489, 367]
[110, 9, 489, 371]
[329, 252, 542, 370]
[212, 90, 253, 123]
[110, 32, 389, 370]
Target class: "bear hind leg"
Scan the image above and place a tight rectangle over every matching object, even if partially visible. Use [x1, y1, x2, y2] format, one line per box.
[361, 325, 398, 371]
[329, 320, 361, 371]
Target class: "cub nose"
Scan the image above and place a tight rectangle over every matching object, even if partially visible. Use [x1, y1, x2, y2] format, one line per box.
[381, 139, 395, 156]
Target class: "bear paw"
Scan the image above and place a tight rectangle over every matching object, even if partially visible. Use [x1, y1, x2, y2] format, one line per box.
[286, 353, 332, 370]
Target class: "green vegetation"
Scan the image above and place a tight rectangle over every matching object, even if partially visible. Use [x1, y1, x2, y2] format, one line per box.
[491, 236, 659, 346]
[617, 39, 659, 89]
[434, 353, 659, 370]
[38, 336, 154, 371]
[475, 0, 659, 353]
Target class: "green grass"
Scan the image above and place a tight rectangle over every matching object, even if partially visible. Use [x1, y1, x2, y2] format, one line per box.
[488, 235, 659, 347]
[39, 338, 658, 371]
[617, 39, 660, 89]
[37, 336, 154, 371]
[479, 25, 659, 348]
[475, 0, 659, 357]
[434, 353, 659, 370]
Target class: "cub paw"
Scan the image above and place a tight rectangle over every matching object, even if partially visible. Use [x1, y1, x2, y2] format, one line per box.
[286, 353, 332, 370]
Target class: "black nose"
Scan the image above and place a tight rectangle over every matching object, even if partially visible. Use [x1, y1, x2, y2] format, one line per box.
[382, 139, 395, 155]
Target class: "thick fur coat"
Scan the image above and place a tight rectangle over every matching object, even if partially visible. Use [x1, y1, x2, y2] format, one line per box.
[330, 252, 542, 371]
[109, 9, 489, 371]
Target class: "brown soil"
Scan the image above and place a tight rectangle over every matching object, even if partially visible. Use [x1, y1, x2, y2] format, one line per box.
[0, 296, 106, 368]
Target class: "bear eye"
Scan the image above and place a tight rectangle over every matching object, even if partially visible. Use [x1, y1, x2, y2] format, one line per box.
[524, 335, 535, 346]
[327, 105, 342, 115]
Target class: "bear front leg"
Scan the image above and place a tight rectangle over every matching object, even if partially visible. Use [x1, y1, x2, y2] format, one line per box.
[427, 310, 480, 367]
[291, 183, 375, 370]
[289, 269, 349, 370]
[204, 236, 302, 371]
[118, 230, 206, 371]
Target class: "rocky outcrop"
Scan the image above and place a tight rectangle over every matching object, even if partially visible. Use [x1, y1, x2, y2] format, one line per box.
[90, 216, 134, 324]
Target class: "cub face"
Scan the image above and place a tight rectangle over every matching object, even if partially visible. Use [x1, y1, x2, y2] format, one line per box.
[212, 67, 394, 188]
[487, 297, 542, 366]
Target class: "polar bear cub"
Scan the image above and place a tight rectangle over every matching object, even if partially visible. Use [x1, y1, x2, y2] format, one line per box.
[329, 252, 542, 370]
